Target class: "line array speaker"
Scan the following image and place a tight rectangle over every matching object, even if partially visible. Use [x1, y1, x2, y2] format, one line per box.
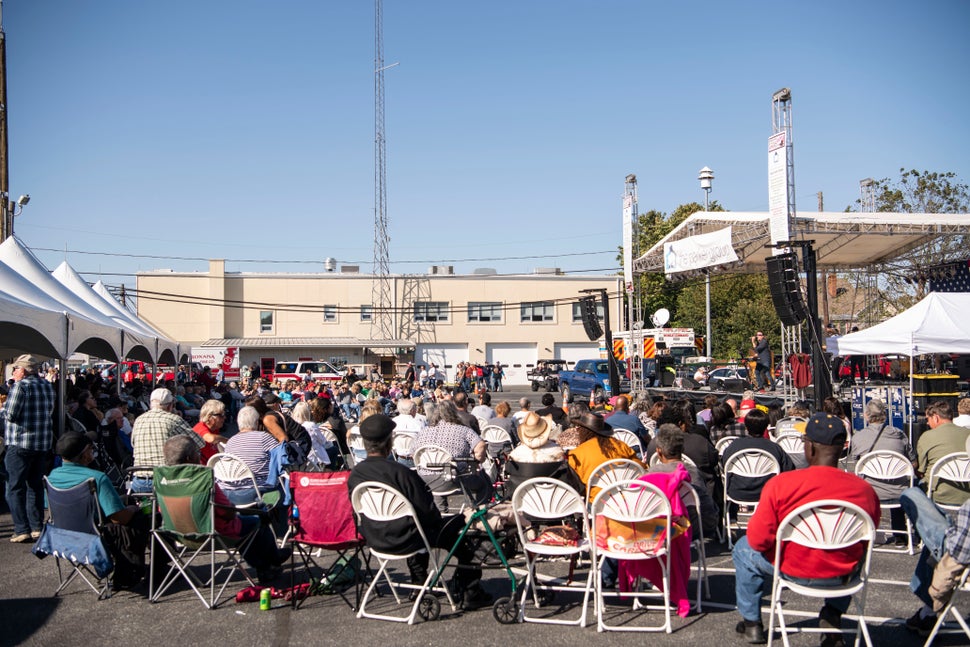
[766, 252, 808, 326]
[578, 296, 603, 341]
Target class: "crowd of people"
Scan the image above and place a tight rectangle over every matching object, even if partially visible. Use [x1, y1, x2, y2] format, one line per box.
[3, 350, 970, 642]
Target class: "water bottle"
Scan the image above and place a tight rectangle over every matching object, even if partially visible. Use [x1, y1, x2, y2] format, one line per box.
[259, 587, 271, 611]
[291, 504, 300, 521]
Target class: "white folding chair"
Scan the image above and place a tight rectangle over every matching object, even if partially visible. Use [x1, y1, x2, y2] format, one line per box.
[766, 499, 876, 647]
[715, 436, 738, 455]
[350, 481, 457, 624]
[772, 417, 807, 438]
[591, 479, 674, 633]
[412, 444, 464, 511]
[775, 431, 805, 457]
[854, 450, 915, 554]
[924, 567, 970, 646]
[927, 452, 970, 513]
[206, 452, 281, 510]
[587, 458, 646, 506]
[390, 432, 416, 462]
[347, 428, 366, 467]
[480, 425, 513, 447]
[678, 481, 710, 611]
[475, 415, 490, 431]
[612, 428, 645, 458]
[723, 448, 781, 549]
[649, 452, 697, 470]
[510, 477, 594, 627]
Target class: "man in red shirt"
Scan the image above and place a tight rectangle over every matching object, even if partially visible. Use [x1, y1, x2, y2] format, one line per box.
[731, 412, 880, 644]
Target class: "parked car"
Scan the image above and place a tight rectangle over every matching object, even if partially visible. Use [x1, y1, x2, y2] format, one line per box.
[708, 365, 751, 391]
[271, 360, 343, 385]
[558, 358, 629, 403]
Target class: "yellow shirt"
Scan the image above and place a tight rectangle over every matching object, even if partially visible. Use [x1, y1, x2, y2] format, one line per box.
[567, 436, 643, 500]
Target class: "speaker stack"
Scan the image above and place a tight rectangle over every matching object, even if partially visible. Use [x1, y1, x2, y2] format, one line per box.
[766, 252, 808, 326]
[578, 296, 603, 341]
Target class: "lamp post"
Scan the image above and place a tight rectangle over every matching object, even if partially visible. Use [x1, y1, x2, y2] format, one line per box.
[698, 167, 714, 359]
[1, 192, 29, 242]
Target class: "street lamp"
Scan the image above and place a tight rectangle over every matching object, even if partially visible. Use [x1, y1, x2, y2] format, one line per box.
[1, 193, 30, 242]
[698, 167, 714, 359]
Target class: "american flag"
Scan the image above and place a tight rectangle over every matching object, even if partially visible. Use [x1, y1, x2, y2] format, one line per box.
[929, 259, 970, 293]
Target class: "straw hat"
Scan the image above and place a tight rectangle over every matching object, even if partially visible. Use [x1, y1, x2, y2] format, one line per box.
[518, 412, 552, 449]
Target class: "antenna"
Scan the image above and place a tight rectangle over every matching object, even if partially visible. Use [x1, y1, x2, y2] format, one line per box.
[651, 308, 670, 327]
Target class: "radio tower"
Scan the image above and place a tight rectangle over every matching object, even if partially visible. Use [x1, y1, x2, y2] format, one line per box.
[370, 0, 396, 343]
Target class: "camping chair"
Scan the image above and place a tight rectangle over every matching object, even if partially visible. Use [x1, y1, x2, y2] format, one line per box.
[853, 450, 915, 554]
[715, 436, 738, 455]
[590, 479, 675, 633]
[612, 429, 645, 459]
[510, 477, 594, 627]
[350, 481, 458, 624]
[287, 471, 369, 610]
[766, 499, 876, 647]
[149, 464, 259, 609]
[587, 459, 646, 506]
[923, 567, 970, 646]
[927, 452, 970, 513]
[34, 477, 113, 600]
[678, 481, 710, 611]
[723, 448, 781, 549]
[206, 453, 282, 511]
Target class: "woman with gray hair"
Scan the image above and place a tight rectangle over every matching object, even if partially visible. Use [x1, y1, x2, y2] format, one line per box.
[193, 398, 230, 463]
[849, 397, 917, 544]
[415, 400, 490, 512]
[220, 405, 281, 506]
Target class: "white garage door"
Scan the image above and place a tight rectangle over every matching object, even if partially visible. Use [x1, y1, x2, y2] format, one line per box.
[486, 342, 537, 385]
[415, 344, 468, 377]
[554, 342, 601, 367]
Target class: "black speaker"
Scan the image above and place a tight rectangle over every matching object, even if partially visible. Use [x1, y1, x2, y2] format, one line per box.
[766, 253, 808, 326]
[579, 297, 603, 341]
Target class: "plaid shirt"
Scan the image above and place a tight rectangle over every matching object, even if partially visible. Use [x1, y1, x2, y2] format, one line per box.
[945, 498, 970, 565]
[132, 408, 204, 477]
[4, 374, 55, 452]
[710, 420, 747, 443]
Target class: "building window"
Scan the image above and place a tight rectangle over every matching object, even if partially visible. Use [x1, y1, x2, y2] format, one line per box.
[468, 301, 502, 323]
[323, 304, 338, 323]
[571, 300, 604, 322]
[520, 301, 554, 322]
[414, 301, 449, 322]
[360, 305, 373, 322]
[259, 310, 274, 333]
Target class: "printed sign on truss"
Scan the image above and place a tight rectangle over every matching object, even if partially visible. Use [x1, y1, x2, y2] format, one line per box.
[767, 131, 790, 250]
[663, 226, 739, 276]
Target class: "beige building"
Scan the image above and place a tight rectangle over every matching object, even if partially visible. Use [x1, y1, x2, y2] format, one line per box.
[136, 261, 622, 384]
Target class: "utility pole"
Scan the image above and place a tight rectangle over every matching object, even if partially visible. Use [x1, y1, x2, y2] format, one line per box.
[0, 1, 10, 242]
[818, 191, 830, 328]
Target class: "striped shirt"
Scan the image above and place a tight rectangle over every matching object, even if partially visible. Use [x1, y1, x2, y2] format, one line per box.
[4, 374, 56, 452]
[132, 408, 205, 477]
[223, 430, 279, 487]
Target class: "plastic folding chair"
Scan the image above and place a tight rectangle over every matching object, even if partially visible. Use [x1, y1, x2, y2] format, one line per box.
[587, 459, 646, 505]
[678, 481, 710, 611]
[206, 452, 282, 511]
[772, 417, 807, 438]
[774, 432, 805, 457]
[350, 481, 457, 624]
[715, 436, 738, 455]
[347, 429, 366, 467]
[475, 415, 491, 432]
[590, 479, 674, 633]
[766, 499, 876, 647]
[723, 448, 781, 549]
[391, 432, 417, 465]
[923, 567, 970, 646]
[612, 429, 644, 458]
[510, 477, 593, 626]
[480, 425, 513, 456]
[287, 471, 369, 610]
[853, 450, 915, 554]
[650, 451, 697, 470]
[412, 444, 464, 511]
[149, 464, 259, 609]
[927, 452, 970, 513]
[35, 477, 113, 600]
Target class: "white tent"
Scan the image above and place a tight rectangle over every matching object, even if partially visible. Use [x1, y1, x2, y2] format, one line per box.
[828, 292, 970, 357]
[90, 279, 179, 365]
[0, 290, 69, 358]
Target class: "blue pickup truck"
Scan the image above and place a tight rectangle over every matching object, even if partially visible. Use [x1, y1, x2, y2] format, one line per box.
[558, 358, 629, 403]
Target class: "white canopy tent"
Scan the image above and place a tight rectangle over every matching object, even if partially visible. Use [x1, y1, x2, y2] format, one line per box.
[90, 279, 179, 366]
[0, 290, 70, 359]
[828, 292, 970, 357]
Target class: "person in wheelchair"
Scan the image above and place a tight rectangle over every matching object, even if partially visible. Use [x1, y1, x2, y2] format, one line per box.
[348, 414, 494, 610]
[47, 431, 151, 589]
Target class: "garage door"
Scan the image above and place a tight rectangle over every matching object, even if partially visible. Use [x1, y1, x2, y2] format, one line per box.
[554, 342, 601, 367]
[486, 342, 537, 385]
[415, 344, 468, 377]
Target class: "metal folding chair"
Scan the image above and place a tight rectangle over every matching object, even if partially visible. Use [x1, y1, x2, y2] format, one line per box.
[207, 452, 282, 511]
[587, 458, 646, 506]
[723, 448, 781, 549]
[715, 436, 738, 455]
[612, 429, 645, 459]
[927, 452, 970, 513]
[678, 481, 710, 611]
[854, 450, 915, 554]
[924, 567, 970, 646]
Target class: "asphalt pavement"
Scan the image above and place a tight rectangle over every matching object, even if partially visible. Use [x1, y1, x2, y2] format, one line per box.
[1, 385, 967, 646]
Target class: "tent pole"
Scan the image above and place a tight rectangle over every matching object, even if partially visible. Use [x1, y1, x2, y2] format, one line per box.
[909, 336, 915, 447]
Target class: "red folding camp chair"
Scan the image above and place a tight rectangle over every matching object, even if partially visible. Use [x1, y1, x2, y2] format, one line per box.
[287, 471, 369, 610]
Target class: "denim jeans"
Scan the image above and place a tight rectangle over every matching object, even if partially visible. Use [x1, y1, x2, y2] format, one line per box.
[129, 476, 153, 494]
[4, 446, 47, 535]
[732, 535, 851, 622]
[900, 486, 950, 607]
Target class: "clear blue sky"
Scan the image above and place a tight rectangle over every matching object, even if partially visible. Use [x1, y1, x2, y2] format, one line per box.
[5, 1, 969, 292]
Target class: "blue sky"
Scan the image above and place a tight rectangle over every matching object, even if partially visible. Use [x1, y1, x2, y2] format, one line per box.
[5, 1, 969, 291]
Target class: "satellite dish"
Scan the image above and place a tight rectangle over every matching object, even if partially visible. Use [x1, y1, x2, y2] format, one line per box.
[651, 308, 670, 327]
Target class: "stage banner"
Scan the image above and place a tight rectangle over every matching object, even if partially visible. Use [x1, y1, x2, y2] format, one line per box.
[663, 226, 738, 276]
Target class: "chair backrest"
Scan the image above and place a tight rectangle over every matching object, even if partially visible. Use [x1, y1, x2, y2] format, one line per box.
[775, 431, 805, 455]
[774, 417, 807, 437]
[412, 444, 455, 474]
[480, 425, 513, 446]
[207, 452, 259, 491]
[348, 428, 365, 452]
[649, 451, 697, 469]
[775, 499, 875, 557]
[391, 432, 416, 458]
[677, 481, 703, 541]
[44, 477, 103, 535]
[587, 459, 646, 501]
[319, 426, 340, 446]
[723, 448, 782, 479]
[291, 471, 361, 547]
[854, 450, 916, 486]
[612, 429, 643, 454]
[928, 452, 970, 498]
[715, 436, 738, 455]
[153, 464, 215, 539]
[350, 481, 433, 554]
[590, 479, 672, 558]
[511, 476, 586, 521]
[475, 416, 490, 431]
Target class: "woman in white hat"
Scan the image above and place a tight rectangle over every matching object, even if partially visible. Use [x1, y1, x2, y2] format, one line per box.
[509, 412, 563, 464]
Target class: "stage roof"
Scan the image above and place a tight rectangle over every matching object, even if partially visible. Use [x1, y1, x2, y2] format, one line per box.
[633, 211, 970, 277]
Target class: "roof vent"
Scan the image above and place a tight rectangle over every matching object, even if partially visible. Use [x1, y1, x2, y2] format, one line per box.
[472, 268, 497, 275]
[340, 265, 360, 273]
[533, 267, 562, 275]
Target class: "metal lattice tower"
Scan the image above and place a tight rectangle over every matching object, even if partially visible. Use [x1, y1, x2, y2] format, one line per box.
[859, 178, 877, 213]
[623, 174, 645, 392]
[771, 88, 796, 235]
[398, 274, 433, 344]
[370, 0, 396, 343]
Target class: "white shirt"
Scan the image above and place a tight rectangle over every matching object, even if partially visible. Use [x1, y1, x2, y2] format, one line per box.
[394, 413, 427, 433]
[954, 413, 970, 429]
